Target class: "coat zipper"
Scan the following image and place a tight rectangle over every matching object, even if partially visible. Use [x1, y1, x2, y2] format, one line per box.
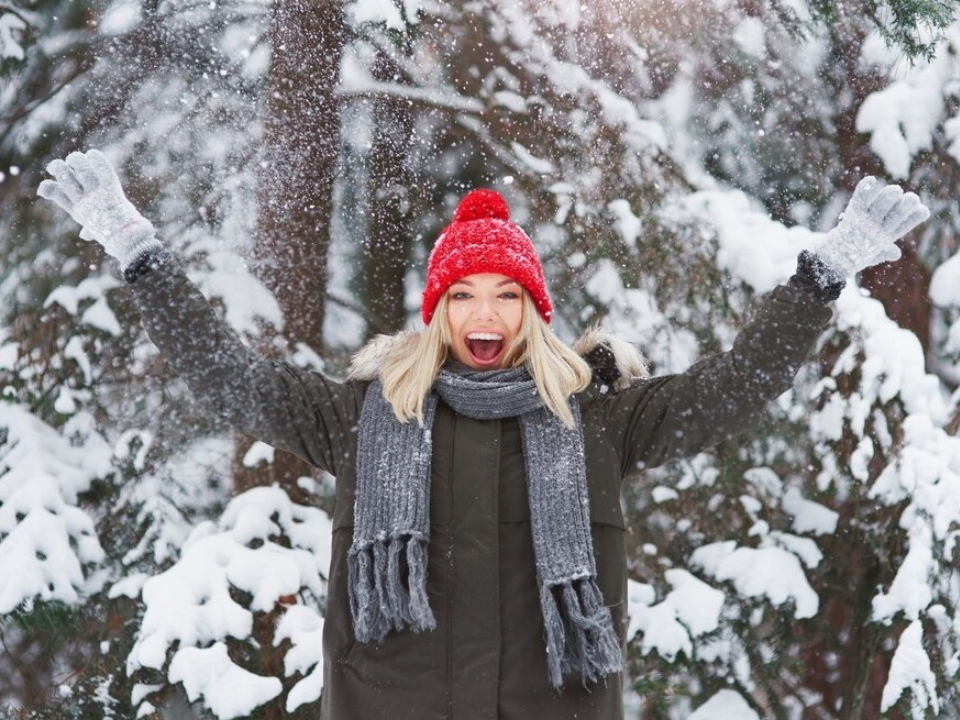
[445, 412, 456, 719]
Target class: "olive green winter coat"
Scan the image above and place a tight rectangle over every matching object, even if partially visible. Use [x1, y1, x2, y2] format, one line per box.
[127, 251, 833, 720]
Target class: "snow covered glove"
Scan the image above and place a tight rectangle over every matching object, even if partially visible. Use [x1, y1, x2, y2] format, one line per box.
[817, 176, 929, 278]
[37, 149, 162, 270]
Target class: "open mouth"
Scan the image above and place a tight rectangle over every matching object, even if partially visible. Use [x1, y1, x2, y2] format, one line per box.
[465, 332, 505, 365]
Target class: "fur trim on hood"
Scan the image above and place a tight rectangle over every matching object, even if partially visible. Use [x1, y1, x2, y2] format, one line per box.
[347, 327, 648, 392]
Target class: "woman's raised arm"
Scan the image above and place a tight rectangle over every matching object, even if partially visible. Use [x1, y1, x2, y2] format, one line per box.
[38, 150, 361, 475]
[601, 177, 929, 475]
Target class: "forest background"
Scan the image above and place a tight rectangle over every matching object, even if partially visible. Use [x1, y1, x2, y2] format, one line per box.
[2, 0, 960, 718]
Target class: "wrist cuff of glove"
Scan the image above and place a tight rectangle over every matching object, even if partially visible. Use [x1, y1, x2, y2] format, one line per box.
[795, 250, 846, 303]
[116, 228, 163, 271]
[124, 247, 173, 284]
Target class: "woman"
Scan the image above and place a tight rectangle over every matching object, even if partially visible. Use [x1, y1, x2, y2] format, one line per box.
[38, 150, 928, 719]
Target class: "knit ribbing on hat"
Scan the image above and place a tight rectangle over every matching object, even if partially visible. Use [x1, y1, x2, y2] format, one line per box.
[421, 190, 553, 325]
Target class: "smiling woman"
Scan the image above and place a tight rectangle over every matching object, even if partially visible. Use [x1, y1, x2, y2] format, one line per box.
[375, 191, 593, 430]
[37, 150, 929, 720]
[446, 274, 523, 369]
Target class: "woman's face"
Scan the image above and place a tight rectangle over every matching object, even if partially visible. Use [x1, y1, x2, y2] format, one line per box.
[445, 273, 524, 370]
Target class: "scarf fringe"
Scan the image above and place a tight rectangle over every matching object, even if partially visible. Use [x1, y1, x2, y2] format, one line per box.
[541, 578, 624, 689]
[348, 535, 436, 642]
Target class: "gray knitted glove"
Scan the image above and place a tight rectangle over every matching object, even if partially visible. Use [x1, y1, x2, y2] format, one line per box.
[818, 176, 929, 277]
[37, 150, 162, 270]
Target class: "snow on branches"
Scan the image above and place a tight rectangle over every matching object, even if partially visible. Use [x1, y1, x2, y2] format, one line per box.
[0, 404, 110, 613]
[811, 288, 960, 719]
[125, 486, 332, 718]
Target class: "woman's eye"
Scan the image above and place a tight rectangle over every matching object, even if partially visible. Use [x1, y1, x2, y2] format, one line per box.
[499, 292, 519, 299]
[451, 291, 470, 300]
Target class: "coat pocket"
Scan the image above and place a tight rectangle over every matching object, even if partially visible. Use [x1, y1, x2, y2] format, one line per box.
[591, 522, 627, 611]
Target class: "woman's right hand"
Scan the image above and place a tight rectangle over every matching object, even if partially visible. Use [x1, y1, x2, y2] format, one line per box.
[38, 149, 162, 270]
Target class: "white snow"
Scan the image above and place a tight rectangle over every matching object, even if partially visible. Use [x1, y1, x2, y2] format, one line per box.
[168, 643, 283, 720]
[108, 573, 148, 600]
[585, 260, 624, 305]
[45, 276, 122, 317]
[667, 188, 813, 293]
[732, 17, 766, 58]
[0, 12, 26, 61]
[930, 250, 960, 308]
[607, 199, 643, 249]
[275, 605, 325, 712]
[113, 429, 153, 471]
[857, 27, 959, 178]
[127, 487, 332, 717]
[54, 387, 77, 414]
[782, 487, 838, 536]
[242, 441, 275, 468]
[880, 620, 940, 717]
[192, 259, 283, 337]
[691, 541, 819, 619]
[0, 405, 111, 613]
[510, 142, 555, 175]
[872, 521, 934, 623]
[100, 1, 142, 35]
[627, 570, 725, 661]
[63, 336, 93, 385]
[689, 689, 760, 720]
[832, 289, 947, 423]
[493, 90, 527, 113]
[651, 486, 679, 503]
[348, 0, 422, 29]
[6, 5, 960, 717]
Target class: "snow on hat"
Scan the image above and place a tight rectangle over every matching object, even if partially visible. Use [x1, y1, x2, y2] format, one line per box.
[421, 189, 553, 325]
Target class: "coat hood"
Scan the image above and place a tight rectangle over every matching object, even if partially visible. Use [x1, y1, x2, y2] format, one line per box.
[346, 327, 648, 391]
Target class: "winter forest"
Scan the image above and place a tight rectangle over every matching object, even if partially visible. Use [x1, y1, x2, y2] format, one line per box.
[1, 0, 960, 718]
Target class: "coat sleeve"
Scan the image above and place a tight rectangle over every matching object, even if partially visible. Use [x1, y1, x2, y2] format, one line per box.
[599, 266, 835, 476]
[124, 250, 362, 476]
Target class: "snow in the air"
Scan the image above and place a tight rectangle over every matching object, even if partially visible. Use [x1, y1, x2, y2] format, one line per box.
[4, 2, 960, 718]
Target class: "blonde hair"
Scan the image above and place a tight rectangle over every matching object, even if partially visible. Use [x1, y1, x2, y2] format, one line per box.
[381, 293, 592, 427]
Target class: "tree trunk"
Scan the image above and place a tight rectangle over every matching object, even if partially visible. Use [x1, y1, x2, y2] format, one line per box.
[359, 52, 417, 338]
[255, 0, 345, 351]
[238, 1, 347, 502]
[243, 6, 346, 708]
[859, 242, 932, 358]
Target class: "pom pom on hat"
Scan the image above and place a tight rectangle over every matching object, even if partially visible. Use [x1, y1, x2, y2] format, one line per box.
[421, 189, 553, 325]
[452, 188, 510, 222]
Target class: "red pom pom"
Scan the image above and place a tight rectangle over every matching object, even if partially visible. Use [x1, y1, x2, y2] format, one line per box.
[453, 189, 510, 223]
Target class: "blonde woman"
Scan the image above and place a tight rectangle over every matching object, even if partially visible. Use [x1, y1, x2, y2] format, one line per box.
[39, 150, 927, 720]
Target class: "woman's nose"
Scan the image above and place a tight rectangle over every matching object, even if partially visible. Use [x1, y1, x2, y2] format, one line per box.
[474, 297, 497, 319]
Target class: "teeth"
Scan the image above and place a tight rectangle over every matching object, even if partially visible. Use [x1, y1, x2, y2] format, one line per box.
[467, 332, 503, 341]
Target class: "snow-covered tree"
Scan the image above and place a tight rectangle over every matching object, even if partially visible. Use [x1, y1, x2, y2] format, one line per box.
[3, 0, 960, 718]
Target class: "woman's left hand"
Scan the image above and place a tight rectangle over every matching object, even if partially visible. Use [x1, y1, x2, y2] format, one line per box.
[817, 176, 929, 277]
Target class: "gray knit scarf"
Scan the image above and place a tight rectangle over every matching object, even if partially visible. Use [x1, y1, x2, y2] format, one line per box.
[348, 365, 623, 688]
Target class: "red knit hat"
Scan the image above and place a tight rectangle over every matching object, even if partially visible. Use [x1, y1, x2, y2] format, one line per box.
[421, 189, 553, 325]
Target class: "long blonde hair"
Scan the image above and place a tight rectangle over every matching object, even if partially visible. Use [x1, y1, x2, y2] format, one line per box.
[381, 293, 592, 427]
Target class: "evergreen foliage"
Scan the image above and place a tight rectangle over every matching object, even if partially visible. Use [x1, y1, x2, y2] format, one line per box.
[2, 0, 959, 718]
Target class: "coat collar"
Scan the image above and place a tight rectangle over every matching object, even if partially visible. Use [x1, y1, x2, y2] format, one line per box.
[346, 327, 648, 392]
